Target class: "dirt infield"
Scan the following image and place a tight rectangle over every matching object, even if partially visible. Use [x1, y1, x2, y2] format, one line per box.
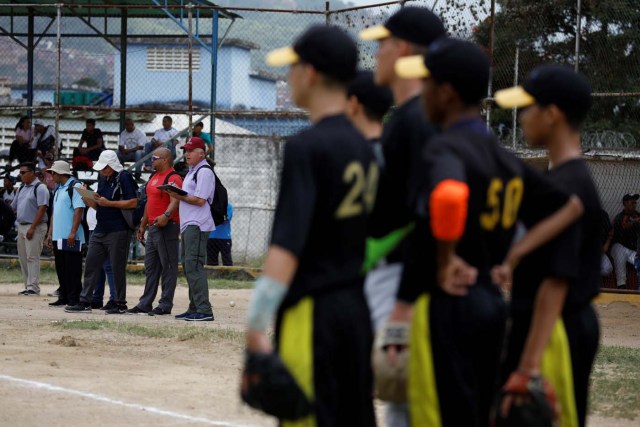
[0, 283, 638, 426]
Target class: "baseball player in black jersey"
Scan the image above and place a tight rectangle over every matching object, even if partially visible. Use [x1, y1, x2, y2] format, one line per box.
[494, 65, 601, 427]
[359, 10, 446, 425]
[346, 70, 393, 168]
[386, 38, 584, 427]
[242, 26, 377, 427]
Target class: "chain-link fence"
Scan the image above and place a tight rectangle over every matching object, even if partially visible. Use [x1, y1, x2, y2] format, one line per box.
[0, 0, 639, 268]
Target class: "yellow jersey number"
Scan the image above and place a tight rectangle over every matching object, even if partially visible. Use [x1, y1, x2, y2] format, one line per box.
[480, 177, 524, 230]
[335, 161, 379, 219]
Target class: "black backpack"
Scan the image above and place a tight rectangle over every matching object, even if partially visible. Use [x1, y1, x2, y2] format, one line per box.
[111, 170, 140, 230]
[193, 165, 228, 226]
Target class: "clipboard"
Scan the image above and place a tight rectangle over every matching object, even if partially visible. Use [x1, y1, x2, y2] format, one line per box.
[74, 187, 98, 199]
[157, 184, 187, 196]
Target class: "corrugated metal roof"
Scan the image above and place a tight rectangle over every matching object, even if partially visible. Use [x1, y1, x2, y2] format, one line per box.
[0, 1, 241, 20]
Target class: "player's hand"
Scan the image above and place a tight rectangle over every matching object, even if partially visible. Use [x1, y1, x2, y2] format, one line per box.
[246, 330, 272, 354]
[491, 263, 513, 292]
[499, 371, 559, 420]
[45, 235, 52, 248]
[437, 255, 477, 296]
[26, 227, 34, 240]
[67, 231, 76, 248]
[385, 302, 413, 366]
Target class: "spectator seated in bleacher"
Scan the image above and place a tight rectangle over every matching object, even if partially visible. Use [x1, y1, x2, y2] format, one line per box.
[9, 116, 36, 166]
[117, 118, 146, 180]
[33, 119, 61, 167]
[611, 193, 640, 289]
[0, 176, 17, 205]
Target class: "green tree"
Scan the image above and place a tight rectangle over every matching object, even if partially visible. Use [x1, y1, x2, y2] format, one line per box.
[474, 0, 640, 143]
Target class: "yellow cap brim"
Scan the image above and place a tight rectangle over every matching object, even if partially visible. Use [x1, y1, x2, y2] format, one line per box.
[265, 46, 299, 67]
[395, 55, 430, 79]
[495, 86, 536, 108]
[359, 25, 391, 41]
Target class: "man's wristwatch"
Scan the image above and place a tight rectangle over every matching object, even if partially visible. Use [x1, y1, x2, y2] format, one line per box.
[164, 211, 172, 218]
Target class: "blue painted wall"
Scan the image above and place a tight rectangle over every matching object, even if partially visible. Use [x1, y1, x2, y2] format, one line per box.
[113, 42, 275, 109]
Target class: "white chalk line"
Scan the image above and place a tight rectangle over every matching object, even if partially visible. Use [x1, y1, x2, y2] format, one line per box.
[0, 374, 256, 427]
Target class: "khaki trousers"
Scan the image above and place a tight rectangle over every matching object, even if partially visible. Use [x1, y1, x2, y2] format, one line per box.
[17, 222, 47, 293]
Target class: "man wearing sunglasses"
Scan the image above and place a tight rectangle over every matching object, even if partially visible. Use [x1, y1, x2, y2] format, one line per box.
[13, 162, 50, 296]
[128, 148, 183, 315]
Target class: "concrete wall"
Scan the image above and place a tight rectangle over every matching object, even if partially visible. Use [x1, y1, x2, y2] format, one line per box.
[249, 77, 277, 110]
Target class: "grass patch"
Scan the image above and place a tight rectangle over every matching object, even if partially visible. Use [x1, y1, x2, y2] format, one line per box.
[0, 265, 251, 289]
[51, 319, 244, 344]
[590, 345, 640, 420]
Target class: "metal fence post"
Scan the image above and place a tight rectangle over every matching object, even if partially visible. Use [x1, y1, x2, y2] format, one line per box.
[55, 2, 61, 158]
[187, 2, 194, 131]
[575, 0, 582, 71]
[486, 0, 496, 129]
[512, 47, 519, 149]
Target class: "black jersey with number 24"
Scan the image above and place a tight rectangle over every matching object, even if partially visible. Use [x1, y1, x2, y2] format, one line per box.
[271, 114, 378, 306]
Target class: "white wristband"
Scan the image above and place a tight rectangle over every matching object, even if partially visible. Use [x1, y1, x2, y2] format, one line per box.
[247, 275, 287, 332]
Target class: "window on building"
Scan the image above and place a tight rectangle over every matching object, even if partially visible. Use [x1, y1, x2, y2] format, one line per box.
[146, 47, 200, 71]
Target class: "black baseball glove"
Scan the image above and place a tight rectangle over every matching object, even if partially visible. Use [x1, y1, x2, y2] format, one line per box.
[241, 351, 312, 420]
[491, 371, 558, 427]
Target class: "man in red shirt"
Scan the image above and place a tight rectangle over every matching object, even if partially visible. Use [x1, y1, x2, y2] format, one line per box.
[128, 147, 183, 315]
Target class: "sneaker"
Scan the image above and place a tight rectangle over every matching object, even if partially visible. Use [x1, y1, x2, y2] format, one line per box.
[175, 311, 194, 320]
[64, 303, 91, 313]
[101, 300, 117, 311]
[91, 302, 104, 309]
[126, 306, 148, 315]
[105, 304, 127, 315]
[47, 289, 60, 297]
[151, 306, 171, 316]
[18, 290, 28, 295]
[24, 290, 39, 296]
[184, 312, 214, 322]
[48, 300, 67, 307]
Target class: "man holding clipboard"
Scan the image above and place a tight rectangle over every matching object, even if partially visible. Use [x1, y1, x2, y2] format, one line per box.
[45, 160, 86, 307]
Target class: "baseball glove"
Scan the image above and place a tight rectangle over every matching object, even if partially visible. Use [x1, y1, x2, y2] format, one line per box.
[241, 351, 312, 420]
[491, 371, 558, 427]
[372, 322, 410, 402]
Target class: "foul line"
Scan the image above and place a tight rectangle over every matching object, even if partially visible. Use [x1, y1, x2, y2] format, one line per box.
[0, 374, 255, 427]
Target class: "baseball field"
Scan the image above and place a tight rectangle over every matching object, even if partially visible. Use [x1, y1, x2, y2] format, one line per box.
[0, 271, 638, 426]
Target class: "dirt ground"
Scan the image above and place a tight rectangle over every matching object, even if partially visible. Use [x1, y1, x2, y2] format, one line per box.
[0, 283, 638, 427]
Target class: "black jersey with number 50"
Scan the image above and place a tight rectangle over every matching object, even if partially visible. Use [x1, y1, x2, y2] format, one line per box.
[271, 115, 378, 305]
[398, 124, 569, 302]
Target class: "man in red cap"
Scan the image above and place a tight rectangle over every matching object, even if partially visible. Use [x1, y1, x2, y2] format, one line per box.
[164, 137, 216, 321]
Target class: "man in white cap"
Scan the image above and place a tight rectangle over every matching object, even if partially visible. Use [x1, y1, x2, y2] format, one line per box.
[45, 161, 86, 307]
[65, 150, 138, 314]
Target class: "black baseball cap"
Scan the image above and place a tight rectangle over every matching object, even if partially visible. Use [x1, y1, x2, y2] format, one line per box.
[623, 193, 639, 202]
[359, 7, 446, 46]
[495, 64, 592, 124]
[265, 25, 357, 83]
[348, 70, 394, 119]
[395, 37, 490, 105]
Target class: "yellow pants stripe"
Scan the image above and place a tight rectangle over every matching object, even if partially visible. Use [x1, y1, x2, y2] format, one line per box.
[541, 319, 579, 427]
[279, 297, 317, 427]
[408, 294, 442, 427]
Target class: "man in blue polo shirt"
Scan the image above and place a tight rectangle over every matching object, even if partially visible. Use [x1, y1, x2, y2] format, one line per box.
[66, 150, 138, 314]
[45, 160, 85, 307]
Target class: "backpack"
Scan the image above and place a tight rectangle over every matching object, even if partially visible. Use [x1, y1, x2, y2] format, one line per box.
[18, 181, 53, 225]
[61, 177, 91, 240]
[193, 165, 228, 226]
[111, 170, 140, 230]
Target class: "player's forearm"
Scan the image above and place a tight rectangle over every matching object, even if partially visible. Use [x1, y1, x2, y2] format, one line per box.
[263, 245, 298, 286]
[505, 195, 583, 267]
[518, 277, 568, 375]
